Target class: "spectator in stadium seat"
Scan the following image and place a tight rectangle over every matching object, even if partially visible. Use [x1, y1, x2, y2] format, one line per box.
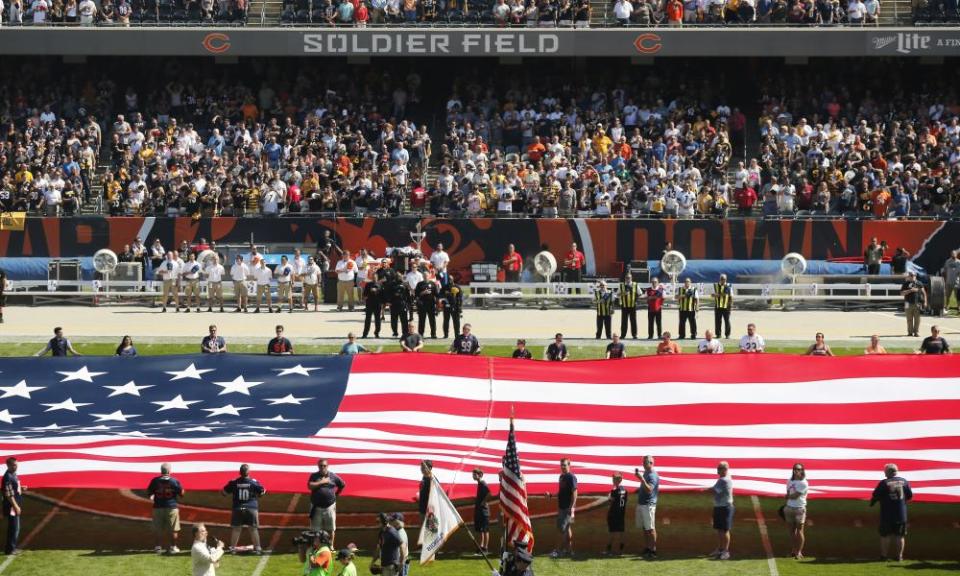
[665, 0, 682, 24]
[870, 464, 912, 562]
[612, 0, 632, 23]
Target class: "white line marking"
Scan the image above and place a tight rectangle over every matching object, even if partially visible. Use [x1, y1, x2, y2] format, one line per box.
[251, 493, 301, 576]
[0, 489, 76, 575]
[750, 495, 780, 576]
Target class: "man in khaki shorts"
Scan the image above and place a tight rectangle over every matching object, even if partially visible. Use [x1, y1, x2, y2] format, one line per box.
[158, 252, 181, 313]
[307, 459, 346, 547]
[275, 255, 294, 314]
[147, 463, 184, 554]
[204, 254, 226, 313]
[254, 259, 273, 313]
[230, 255, 250, 313]
[634, 455, 660, 559]
[181, 252, 202, 313]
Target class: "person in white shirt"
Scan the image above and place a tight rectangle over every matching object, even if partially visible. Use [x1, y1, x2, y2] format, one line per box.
[785, 463, 809, 559]
[229, 255, 250, 313]
[697, 330, 724, 354]
[181, 253, 202, 313]
[404, 265, 424, 293]
[254, 260, 273, 313]
[846, 0, 865, 23]
[274, 255, 294, 313]
[78, 0, 96, 24]
[30, 0, 47, 23]
[738, 323, 765, 352]
[157, 252, 181, 313]
[301, 256, 322, 312]
[290, 248, 306, 308]
[613, 0, 633, 23]
[335, 252, 357, 311]
[191, 524, 224, 576]
[676, 188, 696, 218]
[430, 243, 450, 272]
[204, 255, 226, 313]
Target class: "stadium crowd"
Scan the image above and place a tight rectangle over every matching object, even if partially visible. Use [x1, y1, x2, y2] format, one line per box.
[0, 0, 249, 25]
[1, 62, 958, 219]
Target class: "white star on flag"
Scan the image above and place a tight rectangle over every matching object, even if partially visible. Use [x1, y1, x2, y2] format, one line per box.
[273, 364, 322, 377]
[116, 431, 154, 437]
[56, 366, 107, 383]
[179, 425, 219, 433]
[165, 363, 215, 381]
[26, 423, 65, 431]
[231, 431, 266, 437]
[152, 394, 202, 412]
[90, 410, 141, 423]
[263, 394, 314, 405]
[253, 414, 303, 423]
[202, 404, 253, 418]
[103, 381, 154, 397]
[0, 409, 28, 425]
[212, 376, 263, 396]
[0, 380, 45, 399]
[42, 398, 93, 412]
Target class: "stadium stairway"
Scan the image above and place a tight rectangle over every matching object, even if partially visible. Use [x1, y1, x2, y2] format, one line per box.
[590, 0, 609, 25]
[254, 0, 283, 24]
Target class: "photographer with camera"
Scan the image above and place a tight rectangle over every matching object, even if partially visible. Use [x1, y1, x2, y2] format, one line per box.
[295, 529, 333, 576]
[222, 464, 265, 555]
[191, 524, 224, 576]
[497, 540, 534, 576]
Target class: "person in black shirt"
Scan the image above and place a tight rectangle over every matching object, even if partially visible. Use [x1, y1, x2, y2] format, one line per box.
[605, 473, 628, 555]
[594, 281, 614, 340]
[416, 461, 433, 519]
[891, 247, 910, 276]
[267, 325, 293, 355]
[388, 278, 411, 338]
[619, 272, 639, 339]
[307, 459, 346, 547]
[440, 283, 463, 339]
[415, 278, 439, 339]
[222, 464, 266, 555]
[900, 271, 926, 337]
[606, 333, 627, 359]
[147, 462, 184, 554]
[919, 325, 950, 354]
[2, 457, 24, 556]
[544, 333, 568, 361]
[35, 326, 81, 357]
[362, 279, 384, 338]
[512, 339, 533, 359]
[472, 468, 491, 553]
[550, 458, 578, 559]
[377, 513, 404, 576]
[400, 324, 423, 352]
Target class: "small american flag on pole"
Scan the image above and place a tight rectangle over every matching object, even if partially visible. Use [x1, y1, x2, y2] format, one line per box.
[499, 415, 534, 552]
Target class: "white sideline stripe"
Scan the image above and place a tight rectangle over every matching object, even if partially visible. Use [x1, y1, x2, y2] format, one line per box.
[346, 373, 960, 405]
[0, 489, 74, 575]
[251, 493, 301, 576]
[750, 495, 780, 576]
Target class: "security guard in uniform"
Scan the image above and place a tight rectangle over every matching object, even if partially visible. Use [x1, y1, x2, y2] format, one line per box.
[677, 277, 699, 339]
[415, 276, 439, 339]
[712, 273, 733, 339]
[619, 273, 639, 339]
[388, 275, 412, 338]
[440, 282, 463, 339]
[362, 279, 384, 338]
[595, 280, 614, 340]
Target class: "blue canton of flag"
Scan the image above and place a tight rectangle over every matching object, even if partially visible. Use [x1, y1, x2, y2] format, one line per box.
[0, 355, 351, 439]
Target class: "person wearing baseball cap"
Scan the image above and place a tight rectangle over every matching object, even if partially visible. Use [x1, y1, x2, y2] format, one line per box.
[335, 548, 357, 576]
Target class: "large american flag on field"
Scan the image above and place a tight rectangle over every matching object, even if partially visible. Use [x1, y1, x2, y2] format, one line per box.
[1, 353, 960, 502]
[500, 418, 534, 551]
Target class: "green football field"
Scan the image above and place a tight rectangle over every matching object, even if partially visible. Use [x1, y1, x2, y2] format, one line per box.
[1, 342, 958, 575]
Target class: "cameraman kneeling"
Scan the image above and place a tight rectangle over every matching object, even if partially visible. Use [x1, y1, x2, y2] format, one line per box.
[191, 524, 225, 576]
[297, 530, 333, 576]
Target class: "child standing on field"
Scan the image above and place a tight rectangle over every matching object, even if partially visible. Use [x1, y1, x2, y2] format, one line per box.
[606, 473, 628, 555]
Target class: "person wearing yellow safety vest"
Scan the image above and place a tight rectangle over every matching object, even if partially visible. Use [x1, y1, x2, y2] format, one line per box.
[595, 280, 614, 340]
[619, 273, 639, 339]
[712, 274, 733, 340]
[676, 278, 699, 340]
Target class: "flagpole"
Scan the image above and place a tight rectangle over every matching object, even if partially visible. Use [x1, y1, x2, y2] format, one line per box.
[461, 523, 497, 573]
